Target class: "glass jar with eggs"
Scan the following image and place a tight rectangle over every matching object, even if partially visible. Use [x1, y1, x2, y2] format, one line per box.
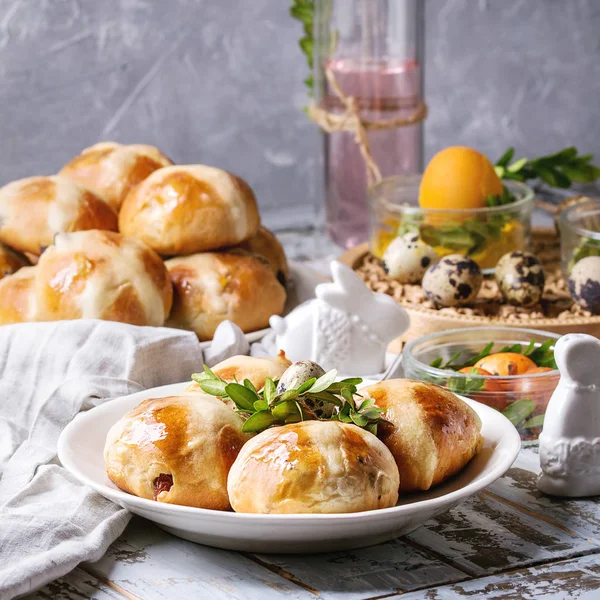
[370, 147, 535, 274]
[403, 327, 560, 441]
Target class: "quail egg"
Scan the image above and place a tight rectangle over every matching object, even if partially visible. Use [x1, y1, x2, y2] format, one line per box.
[422, 254, 482, 307]
[276, 360, 334, 418]
[382, 233, 439, 284]
[568, 256, 600, 314]
[495, 251, 545, 307]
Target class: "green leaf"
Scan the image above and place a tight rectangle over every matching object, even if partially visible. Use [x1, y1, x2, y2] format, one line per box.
[244, 379, 258, 395]
[523, 414, 545, 429]
[198, 379, 228, 397]
[429, 357, 443, 369]
[340, 377, 363, 385]
[341, 387, 356, 410]
[350, 411, 368, 427]
[361, 408, 386, 420]
[307, 391, 343, 406]
[309, 369, 338, 393]
[204, 364, 218, 379]
[242, 411, 277, 433]
[495, 147, 515, 167]
[502, 399, 536, 426]
[272, 400, 298, 420]
[290, 4, 313, 24]
[366, 423, 378, 436]
[191, 372, 211, 384]
[280, 389, 299, 402]
[296, 377, 317, 395]
[506, 157, 528, 173]
[225, 382, 258, 412]
[523, 340, 536, 356]
[359, 397, 376, 410]
[253, 399, 269, 412]
[459, 342, 495, 369]
[263, 377, 276, 405]
[443, 351, 462, 369]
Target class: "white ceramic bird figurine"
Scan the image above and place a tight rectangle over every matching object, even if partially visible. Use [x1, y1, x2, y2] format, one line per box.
[269, 261, 410, 375]
[538, 333, 600, 497]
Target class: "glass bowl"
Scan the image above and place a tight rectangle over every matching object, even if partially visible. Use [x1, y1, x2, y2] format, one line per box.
[402, 327, 560, 441]
[369, 175, 535, 273]
[557, 197, 600, 276]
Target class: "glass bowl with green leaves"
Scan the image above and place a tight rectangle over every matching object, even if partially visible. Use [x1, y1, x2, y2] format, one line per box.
[402, 327, 560, 441]
[370, 175, 534, 274]
[557, 197, 600, 276]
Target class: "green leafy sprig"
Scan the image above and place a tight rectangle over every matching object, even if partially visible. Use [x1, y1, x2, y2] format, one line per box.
[290, 0, 315, 91]
[494, 146, 600, 189]
[191, 366, 388, 435]
[429, 339, 557, 372]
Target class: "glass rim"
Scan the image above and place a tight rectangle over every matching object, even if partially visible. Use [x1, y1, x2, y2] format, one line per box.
[369, 175, 535, 216]
[557, 197, 600, 241]
[402, 326, 560, 380]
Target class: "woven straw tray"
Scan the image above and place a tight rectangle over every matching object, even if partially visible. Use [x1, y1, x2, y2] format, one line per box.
[339, 228, 600, 352]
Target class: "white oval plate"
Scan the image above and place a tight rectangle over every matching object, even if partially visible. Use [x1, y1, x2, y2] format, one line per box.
[57, 381, 521, 554]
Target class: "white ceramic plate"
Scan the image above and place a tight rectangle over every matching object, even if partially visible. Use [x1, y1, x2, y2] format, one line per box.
[197, 261, 327, 349]
[57, 381, 521, 554]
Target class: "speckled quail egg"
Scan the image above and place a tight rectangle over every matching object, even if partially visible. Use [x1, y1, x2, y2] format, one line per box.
[276, 360, 334, 418]
[568, 256, 600, 314]
[495, 251, 545, 307]
[382, 233, 439, 284]
[422, 254, 482, 307]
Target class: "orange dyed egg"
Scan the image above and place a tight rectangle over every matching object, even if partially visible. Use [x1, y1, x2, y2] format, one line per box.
[475, 352, 536, 376]
[419, 146, 503, 210]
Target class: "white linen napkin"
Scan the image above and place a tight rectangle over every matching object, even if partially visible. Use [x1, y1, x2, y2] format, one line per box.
[0, 320, 204, 600]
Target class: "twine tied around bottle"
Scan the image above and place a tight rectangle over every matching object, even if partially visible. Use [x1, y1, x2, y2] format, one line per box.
[308, 67, 428, 186]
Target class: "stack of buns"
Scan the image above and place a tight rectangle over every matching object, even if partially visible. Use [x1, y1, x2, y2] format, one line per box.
[0, 142, 287, 339]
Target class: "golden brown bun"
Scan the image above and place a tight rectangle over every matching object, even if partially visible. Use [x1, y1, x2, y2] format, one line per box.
[186, 352, 291, 398]
[118, 165, 261, 255]
[233, 227, 289, 286]
[228, 420, 399, 514]
[362, 379, 483, 492]
[0, 176, 118, 255]
[105, 394, 253, 509]
[0, 266, 37, 324]
[59, 142, 172, 212]
[35, 230, 172, 326]
[0, 242, 29, 279]
[166, 252, 286, 341]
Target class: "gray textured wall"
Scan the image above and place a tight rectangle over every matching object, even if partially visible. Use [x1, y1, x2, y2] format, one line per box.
[1, 0, 599, 229]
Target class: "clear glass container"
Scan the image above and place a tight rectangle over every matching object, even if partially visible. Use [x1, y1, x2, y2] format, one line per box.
[370, 175, 535, 273]
[403, 327, 560, 441]
[313, 0, 424, 249]
[557, 197, 600, 276]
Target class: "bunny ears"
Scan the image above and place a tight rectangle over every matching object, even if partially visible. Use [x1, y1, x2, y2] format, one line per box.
[316, 262, 410, 345]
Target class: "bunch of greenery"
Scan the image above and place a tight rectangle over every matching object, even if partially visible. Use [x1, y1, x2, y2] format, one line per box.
[192, 366, 389, 434]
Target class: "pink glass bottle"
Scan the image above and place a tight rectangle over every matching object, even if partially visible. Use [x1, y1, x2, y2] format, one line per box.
[314, 0, 424, 249]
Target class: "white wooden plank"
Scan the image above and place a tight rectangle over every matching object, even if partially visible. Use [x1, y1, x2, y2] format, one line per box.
[486, 446, 600, 544]
[394, 553, 600, 600]
[84, 517, 313, 600]
[25, 567, 126, 600]
[406, 491, 598, 576]
[252, 537, 467, 600]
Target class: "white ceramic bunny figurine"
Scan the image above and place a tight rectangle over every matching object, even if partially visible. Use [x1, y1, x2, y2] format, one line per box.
[538, 333, 600, 497]
[269, 261, 410, 375]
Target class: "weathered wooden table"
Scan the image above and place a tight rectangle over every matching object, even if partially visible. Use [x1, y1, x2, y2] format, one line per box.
[27, 229, 600, 599]
[28, 445, 600, 600]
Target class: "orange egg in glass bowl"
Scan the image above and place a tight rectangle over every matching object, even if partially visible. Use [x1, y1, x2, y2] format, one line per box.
[402, 327, 560, 441]
[369, 174, 534, 274]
